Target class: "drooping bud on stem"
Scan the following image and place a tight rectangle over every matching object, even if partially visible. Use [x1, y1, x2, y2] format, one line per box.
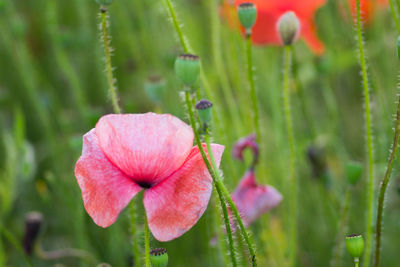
[277, 11, 300, 46]
[346, 234, 364, 259]
[195, 99, 213, 125]
[150, 248, 168, 267]
[174, 54, 200, 88]
[145, 75, 165, 104]
[237, 3, 257, 36]
[345, 162, 363, 185]
[23, 211, 43, 255]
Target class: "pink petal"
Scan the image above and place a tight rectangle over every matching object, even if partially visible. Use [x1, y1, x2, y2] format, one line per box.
[232, 171, 282, 226]
[232, 134, 258, 161]
[95, 113, 194, 186]
[75, 129, 142, 227]
[143, 144, 224, 242]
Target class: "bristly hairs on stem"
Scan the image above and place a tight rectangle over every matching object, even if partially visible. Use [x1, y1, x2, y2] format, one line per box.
[99, 5, 121, 114]
[354, 1, 375, 266]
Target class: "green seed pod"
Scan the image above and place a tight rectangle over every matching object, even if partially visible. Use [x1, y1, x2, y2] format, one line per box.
[195, 99, 213, 124]
[345, 162, 363, 185]
[175, 54, 200, 87]
[345, 234, 364, 259]
[237, 3, 257, 30]
[96, 0, 113, 5]
[277, 11, 300, 46]
[397, 36, 400, 60]
[145, 75, 165, 103]
[150, 248, 168, 267]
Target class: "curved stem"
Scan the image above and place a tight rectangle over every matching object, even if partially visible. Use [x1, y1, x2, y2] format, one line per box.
[184, 91, 257, 266]
[283, 45, 297, 267]
[205, 133, 237, 267]
[373, 94, 400, 267]
[246, 35, 261, 140]
[144, 212, 151, 267]
[355, 1, 375, 266]
[100, 7, 121, 114]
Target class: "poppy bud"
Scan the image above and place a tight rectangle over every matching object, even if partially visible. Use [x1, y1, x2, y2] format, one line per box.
[150, 248, 168, 267]
[345, 162, 363, 185]
[345, 234, 364, 259]
[96, 0, 113, 5]
[145, 75, 165, 103]
[237, 3, 257, 33]
[195, 99, 213, 124]
[397, 36, 400, 60]
[277, 11, 300, 46]
[23, 211, 43, 255]
[174, 54, 200, 87]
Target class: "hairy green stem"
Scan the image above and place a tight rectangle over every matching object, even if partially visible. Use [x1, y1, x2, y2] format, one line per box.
[246, 35, 261, 140]
[355, 1, 375, 266]
[163, 0, 189, 52]
[100, 7, 121, 114]
[184, 91, 257, 266]
[283, 45, 297, 267]
[205, 132, 237, 267]
[130, 202, 141, 267]
[373, 93, 400, 267]
[144, 212, 150, 267]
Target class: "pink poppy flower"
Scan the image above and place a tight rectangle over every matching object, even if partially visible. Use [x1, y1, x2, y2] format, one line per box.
[232, 170, 282, 227]
[232, 133, 258, 163]
[74, 113, 224, 242]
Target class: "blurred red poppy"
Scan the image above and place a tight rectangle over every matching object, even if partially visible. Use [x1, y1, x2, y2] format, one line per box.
[223, 0, 327, 55]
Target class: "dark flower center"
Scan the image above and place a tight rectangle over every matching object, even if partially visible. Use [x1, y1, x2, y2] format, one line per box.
[137, 181, 152, 189]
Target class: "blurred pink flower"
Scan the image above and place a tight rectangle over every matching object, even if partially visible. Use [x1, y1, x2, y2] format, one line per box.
[232, 170, 282, 226]
[75, 113, 224, 242]
[232, 133, 258, 165]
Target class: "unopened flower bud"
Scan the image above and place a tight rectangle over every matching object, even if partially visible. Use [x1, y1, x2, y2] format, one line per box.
[96, 0, 113, 6]
[277, 11, 300, 46]
[346, 162, 363, 185]
[195, 99, 213, 124]
[150, 248, 168, 267]
[174, 54, 200, 87]
[145, 75, 165, 103]
[345, 234, 364, 259]
[23, 211, 43, 255]
[237, 3, 257, 32]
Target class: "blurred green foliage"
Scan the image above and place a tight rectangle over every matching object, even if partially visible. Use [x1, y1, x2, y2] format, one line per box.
[1, 0, 400, 266]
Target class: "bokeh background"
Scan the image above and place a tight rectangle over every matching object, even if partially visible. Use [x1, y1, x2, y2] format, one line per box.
[1, 0, 400, 266]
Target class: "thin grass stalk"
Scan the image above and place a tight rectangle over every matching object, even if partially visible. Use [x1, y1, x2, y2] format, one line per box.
[330, 189, 351, 267]
[282, 45, 297, 267]
[388, 0, 400, 32]
[46, 0, 88, 120]
[354, 1, 375, 266]
[184, 91, 257, 267]
[373, 90, 400, 267]
[0, 224, 33, 267]
[208, 0, 243, 138]
[246, 35, 261, 140]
